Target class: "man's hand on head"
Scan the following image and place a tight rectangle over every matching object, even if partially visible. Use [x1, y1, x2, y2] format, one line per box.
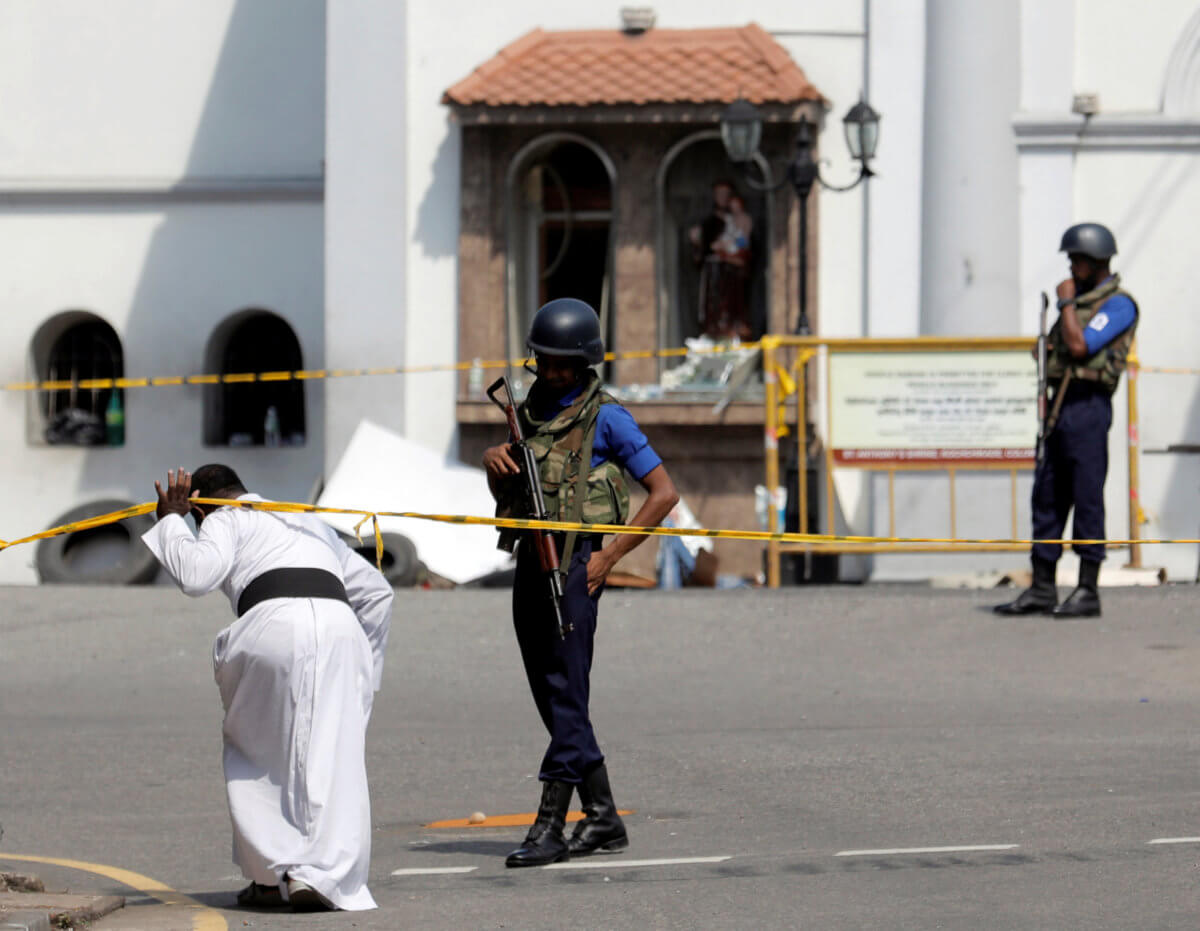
[155, 467, 198, 520]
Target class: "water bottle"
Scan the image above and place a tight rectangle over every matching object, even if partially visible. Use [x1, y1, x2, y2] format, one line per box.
[468, 358, 484, 399]
[263, 405, 281, 448]
[105, 392, 124, 446]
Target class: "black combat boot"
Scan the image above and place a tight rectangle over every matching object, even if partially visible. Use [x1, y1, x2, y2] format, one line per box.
[568, 763, 629, 856]
[1052, 559, 1101, 618]
[505, 780, 573, 867]
[994, 556, 1058, 615]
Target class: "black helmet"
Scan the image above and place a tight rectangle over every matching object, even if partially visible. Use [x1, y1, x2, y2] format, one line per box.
[526, 298, 604, 365]
[1059, 222, 1117, 260]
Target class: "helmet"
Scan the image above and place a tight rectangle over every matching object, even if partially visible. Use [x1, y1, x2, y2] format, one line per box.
[526, 298, 604, 365]
[1059, 222, 1117, 260]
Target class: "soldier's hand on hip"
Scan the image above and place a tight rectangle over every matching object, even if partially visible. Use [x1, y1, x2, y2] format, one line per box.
[586, 547, 617, 595]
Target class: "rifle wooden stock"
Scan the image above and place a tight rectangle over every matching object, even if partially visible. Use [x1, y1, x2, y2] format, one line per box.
[486, 376, 571, 638]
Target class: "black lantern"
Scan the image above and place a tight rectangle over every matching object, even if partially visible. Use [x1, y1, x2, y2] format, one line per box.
[719, 96, 880, 184]
[842, 97, 880, 163]
[719, 98, 763, 164]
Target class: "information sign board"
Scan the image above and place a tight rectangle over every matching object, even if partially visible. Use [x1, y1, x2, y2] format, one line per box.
[828, 351, 1037, 466]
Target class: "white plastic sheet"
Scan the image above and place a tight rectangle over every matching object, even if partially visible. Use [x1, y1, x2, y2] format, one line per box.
[317, 420, 513, 584]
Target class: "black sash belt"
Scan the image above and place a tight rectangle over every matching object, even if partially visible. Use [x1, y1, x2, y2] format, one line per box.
[237, 567, 351, 617]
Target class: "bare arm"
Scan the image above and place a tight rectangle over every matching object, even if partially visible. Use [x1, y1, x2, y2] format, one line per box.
[586, 464, 680, 595]
[1055, 279, 1089, 358]
[482, 443, 520, 500]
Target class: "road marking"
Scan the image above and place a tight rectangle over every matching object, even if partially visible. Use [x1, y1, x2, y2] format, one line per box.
[0, 852, 226, 931]
[1147, 837, 1200, 845]
[834, 845, 1019, 857]
[390, 866, 479, 876]
[543, 856, 732, 870]
[426, 810, 634, 829]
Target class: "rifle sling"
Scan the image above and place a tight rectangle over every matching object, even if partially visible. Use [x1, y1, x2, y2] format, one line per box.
[1045, 368, 1073, 438]
[559, 408, 600, 579]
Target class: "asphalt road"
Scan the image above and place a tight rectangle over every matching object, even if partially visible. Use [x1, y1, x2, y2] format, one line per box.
[2, 583, 1199, 929]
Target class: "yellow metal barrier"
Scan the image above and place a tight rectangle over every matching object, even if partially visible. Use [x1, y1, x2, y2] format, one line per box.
[759, 334, 1146, 587]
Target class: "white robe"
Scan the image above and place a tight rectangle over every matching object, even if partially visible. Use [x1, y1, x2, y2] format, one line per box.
[142, 494, 393, 911]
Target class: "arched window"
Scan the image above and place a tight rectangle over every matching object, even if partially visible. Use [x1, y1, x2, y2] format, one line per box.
[203, 310, 305, 447]
[507, 135, 615, 385]
[658, 133, 771, 353]
[31, 312, 124, 446]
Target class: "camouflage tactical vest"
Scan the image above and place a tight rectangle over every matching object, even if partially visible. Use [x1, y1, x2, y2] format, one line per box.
[497, 371, 631, 534]
[1046, 275, 1138, 394]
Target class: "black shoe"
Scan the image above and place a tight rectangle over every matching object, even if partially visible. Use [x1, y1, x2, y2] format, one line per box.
[1053, 560, 1101, 618]
[994, 557, 1058, 615]
[568, 763, 629, 857]
[505, 781, 572, 867]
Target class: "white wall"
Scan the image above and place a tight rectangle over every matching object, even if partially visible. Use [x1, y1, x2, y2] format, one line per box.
[0, 0, 325, 583]
[866, 0, 925, 339]
[0, 203, 324, 583]
[1075, 0, 1198, 113]
[0, 0, 324, 180]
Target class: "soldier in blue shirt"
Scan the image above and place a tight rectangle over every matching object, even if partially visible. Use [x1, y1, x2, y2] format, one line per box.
[996, 223, 1138, 618]
[483, 298, 679, 866]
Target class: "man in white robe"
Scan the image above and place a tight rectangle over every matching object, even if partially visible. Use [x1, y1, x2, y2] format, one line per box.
[142, 464, 393, 912]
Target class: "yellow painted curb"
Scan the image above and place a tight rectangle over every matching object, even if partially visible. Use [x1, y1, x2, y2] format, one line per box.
[0, 853, 226, 931]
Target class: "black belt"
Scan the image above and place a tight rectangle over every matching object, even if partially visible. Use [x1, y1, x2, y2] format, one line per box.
[237, 567, 351, 617]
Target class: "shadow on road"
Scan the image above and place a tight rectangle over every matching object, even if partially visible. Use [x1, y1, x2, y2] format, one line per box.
[411, 839, 516, 857]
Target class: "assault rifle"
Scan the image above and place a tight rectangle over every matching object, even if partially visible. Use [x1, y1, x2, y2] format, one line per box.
[486, 376, 571, 639]
[1036, 291, 1049, 466]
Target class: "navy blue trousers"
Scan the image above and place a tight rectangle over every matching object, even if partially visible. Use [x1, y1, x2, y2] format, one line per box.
[1032, 385, 1112, 564]
[512, 535, 605, 785]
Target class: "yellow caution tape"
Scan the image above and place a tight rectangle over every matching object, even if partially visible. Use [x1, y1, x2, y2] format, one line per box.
[0, 502, 158, 551]
[1, 497, 1197, 559]
[1, 342, 762, 393]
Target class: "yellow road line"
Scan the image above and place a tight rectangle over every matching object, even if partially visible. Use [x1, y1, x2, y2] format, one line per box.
[0, 852, 227, 931]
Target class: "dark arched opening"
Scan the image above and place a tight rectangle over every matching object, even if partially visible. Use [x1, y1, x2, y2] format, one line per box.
[507, 134, 615, 384]
[31, 311, 125, 446]
[203, 309, 306, 446]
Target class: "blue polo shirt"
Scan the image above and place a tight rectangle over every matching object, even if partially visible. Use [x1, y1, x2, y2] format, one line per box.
[532, 384, 662, 481]
[1083, 280, 1137, 354]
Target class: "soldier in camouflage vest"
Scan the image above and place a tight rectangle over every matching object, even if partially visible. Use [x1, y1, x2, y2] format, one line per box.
[996, 223, 1138, 620]
[483, 298, 679, 868]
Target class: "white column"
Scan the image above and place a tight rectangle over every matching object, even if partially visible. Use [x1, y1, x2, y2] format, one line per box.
[919, 0, 1021, 335]
[325, 0, 409, 469]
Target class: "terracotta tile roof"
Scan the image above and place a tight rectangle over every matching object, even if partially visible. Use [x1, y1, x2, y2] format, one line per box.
[443, 23, 823, 108]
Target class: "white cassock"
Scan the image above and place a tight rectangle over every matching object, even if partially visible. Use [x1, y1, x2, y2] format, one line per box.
[142, 494, 393, 911]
